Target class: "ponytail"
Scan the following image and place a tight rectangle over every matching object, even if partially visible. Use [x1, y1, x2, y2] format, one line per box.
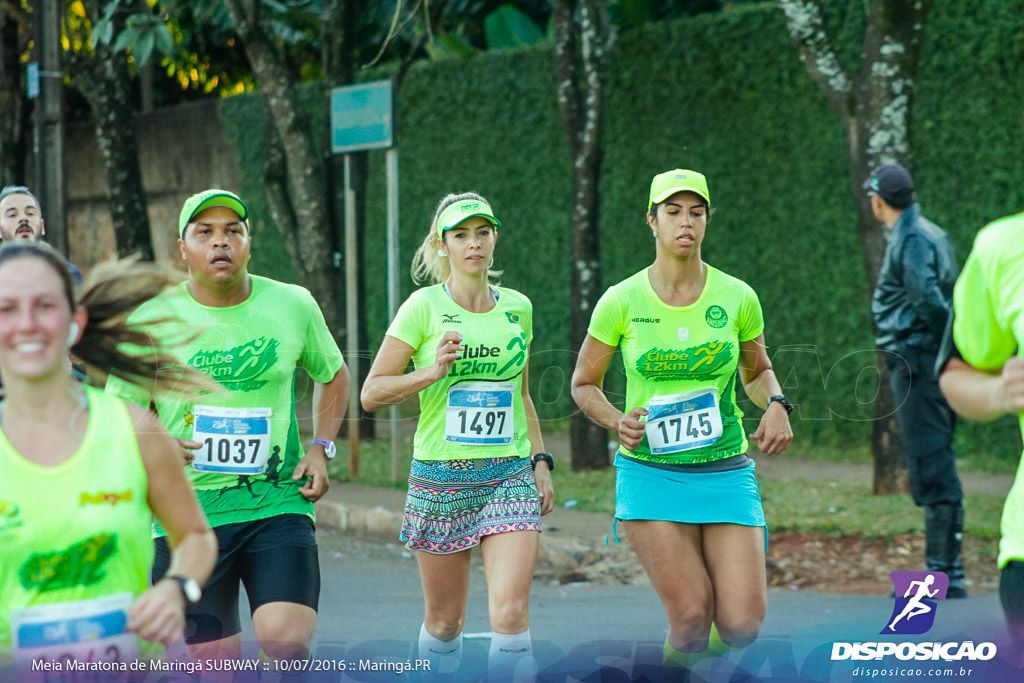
[75, 257, 218, 396]
[0, 243, 216, 396]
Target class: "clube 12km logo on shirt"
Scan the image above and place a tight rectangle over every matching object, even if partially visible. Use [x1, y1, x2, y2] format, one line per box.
[831, 571, 996, 663]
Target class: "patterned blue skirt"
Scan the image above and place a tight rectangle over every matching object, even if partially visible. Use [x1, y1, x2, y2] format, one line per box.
[400, 457, 541, 554]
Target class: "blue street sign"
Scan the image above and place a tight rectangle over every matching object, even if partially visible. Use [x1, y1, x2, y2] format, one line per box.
[330, 80, 395, 153]
[27, 63, 39, 99]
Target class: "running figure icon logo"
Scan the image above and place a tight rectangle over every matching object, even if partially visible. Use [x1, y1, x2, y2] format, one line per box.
[882, 571, 949, 635]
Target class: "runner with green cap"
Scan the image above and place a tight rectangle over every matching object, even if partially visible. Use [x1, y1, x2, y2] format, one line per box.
[107, 188, 349, 680]
[362, 192, 553, 681]
[178, 189, 250, 238]
[938, 211, 1024, 635]
[572, 168, 793, 674]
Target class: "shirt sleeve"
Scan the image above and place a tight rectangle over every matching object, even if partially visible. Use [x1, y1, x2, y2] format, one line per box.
[104, 373, 152, 407]
[299, 291, 345, 383]
[103, 304, 160, 406]
[588, 286, 626, 347]
[522, 297, 534, 346]
[737, 283, 765, 342]
[951, 242, 1016, 371]
[386, 291, 427, 350]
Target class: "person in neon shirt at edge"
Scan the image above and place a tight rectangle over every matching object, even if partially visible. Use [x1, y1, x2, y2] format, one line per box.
[0, 242, 216, 676]
[571, 169, 793, 673]
[362, 193, 555, 681]
[938, 211, 1024, 635]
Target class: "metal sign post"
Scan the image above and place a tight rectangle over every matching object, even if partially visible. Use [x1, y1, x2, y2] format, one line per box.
[386, 149, 401, 483]
[343, 154, 360, 477]
[330, 80, 398, 480]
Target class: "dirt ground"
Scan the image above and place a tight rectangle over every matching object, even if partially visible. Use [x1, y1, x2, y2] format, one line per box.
[766, 531, 1001, 594]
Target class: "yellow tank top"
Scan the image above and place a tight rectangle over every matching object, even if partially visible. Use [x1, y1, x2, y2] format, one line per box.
[0, 386, 157, 671]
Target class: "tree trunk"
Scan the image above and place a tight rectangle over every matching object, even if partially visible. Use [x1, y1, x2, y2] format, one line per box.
[780, 0, 934, 494]
[844, 114, 906, 495]
[223, 0, 340, 333]
[78, 61, 152, 259]
[555, 0, 614, 470]
[261, 115, 300, 265]
[324, 0, 374, 438]
[0, 8, 27, 184]
[65, 3, 153, 261]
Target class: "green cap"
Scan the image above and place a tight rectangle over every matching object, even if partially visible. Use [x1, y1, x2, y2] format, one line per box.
[648, 169, 711, 211]
[436, 199, 501, 239]
[179, 189, 249, 237]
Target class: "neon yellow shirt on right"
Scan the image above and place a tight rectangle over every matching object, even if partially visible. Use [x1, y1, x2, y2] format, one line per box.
[588, 266, 764, 465]
[950, 212, 1024, 568]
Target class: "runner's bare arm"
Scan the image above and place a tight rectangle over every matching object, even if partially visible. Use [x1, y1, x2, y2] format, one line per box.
[571, 334, 647, 451]
[311, 365, 349, 449]
[292, 365, 350, 502]
[940, 356, 1024, 420]
[522, 358, 554, 515]
[739, 336, 792, 456]
[127, 403, 216, 646]
[361, 333, 463, 412]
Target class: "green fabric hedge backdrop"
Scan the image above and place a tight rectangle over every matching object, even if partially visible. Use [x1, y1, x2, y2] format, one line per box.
[221, 1, 1024, 463]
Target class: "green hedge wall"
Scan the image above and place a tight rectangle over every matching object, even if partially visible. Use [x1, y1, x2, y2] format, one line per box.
[221, 0, 1024, 462]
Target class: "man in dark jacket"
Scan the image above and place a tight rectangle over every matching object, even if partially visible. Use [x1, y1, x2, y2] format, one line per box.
[867, 163, 966, 597]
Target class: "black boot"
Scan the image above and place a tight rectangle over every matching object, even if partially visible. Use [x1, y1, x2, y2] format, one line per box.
[925, 503, 968, 598]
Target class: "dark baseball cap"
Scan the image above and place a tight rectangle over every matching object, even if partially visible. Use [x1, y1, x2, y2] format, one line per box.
[862, 163, 915, 209]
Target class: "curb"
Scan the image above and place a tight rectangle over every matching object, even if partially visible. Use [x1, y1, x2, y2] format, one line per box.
[314, 498, 647, 585]
[315, 498, 403, 541]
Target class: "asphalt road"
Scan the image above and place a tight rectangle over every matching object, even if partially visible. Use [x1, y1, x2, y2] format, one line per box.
[219, 530, 1023, 683]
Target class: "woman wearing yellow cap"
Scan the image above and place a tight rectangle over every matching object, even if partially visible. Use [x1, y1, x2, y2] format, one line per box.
[362, 192, 554, 680]
[571, 169, 792, 670]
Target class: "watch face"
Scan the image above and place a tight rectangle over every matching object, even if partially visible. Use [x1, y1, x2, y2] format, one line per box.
[183, 579, 202, 603]
[173, 576, 202, 603]
[314, 439, 337, 459]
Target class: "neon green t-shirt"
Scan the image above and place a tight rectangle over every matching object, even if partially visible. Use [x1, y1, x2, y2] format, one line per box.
[0, 387, 159, 668]
[950, 212, 1024, 568]
[106, 276, 344, 532]
[588, 265, 764, 464]
[386, 284, 533, 460]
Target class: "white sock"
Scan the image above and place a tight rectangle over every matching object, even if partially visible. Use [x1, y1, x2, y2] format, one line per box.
[488, 629, 536, 682]
[418, 623, 462, 675]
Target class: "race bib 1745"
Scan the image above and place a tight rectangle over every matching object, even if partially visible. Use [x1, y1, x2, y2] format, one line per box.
[644, 389, 723, 455]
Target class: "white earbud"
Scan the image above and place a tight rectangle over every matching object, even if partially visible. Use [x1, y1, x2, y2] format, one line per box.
[67, 322, 79, 348]
[437, 249, 447, 257]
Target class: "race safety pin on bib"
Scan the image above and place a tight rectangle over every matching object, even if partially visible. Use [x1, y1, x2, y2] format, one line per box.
[644, 388, 724, 455]
[445, 382, 515, 445]
[192, 405, 273, 475]
[11, 592, 138, 670]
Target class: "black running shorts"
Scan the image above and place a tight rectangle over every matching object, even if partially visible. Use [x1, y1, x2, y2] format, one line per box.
[153, 513, 320, 644]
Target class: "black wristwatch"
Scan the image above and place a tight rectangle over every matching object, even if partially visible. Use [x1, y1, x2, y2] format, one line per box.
[768, 395, 793, 415]
[167, 575, 202, 604]
[530, 452, 555, 472]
